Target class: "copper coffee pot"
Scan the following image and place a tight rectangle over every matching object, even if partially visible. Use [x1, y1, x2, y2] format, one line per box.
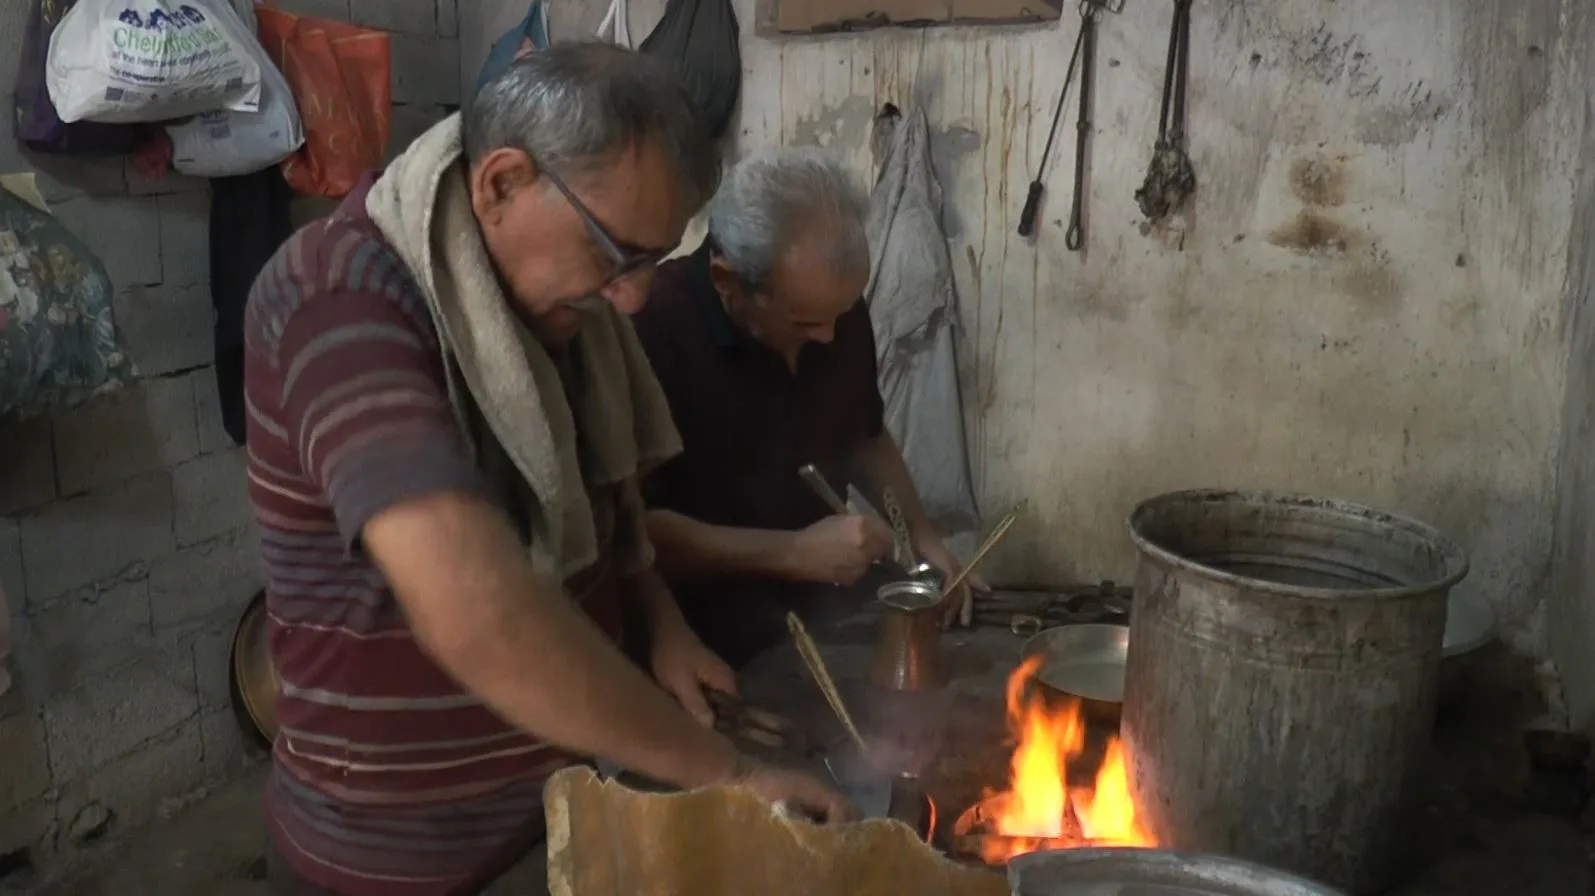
[871, 578, 949, 691]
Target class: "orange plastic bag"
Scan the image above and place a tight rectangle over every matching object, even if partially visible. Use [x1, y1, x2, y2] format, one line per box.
[255, 7, 391, 198]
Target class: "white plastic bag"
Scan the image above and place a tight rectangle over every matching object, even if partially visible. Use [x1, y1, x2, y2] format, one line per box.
[595, 0, 632, 47]
[46, 0, 262, 124]
[166, 0, 303, 176]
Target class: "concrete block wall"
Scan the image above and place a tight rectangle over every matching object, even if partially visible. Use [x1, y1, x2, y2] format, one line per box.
[0, 0, 459, 876]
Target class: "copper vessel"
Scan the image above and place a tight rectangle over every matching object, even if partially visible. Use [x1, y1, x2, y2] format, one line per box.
[870, 579, 948, 691]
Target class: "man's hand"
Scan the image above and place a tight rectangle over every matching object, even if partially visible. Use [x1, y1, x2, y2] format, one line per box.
[728, 756, 857, 823]
[650, 615, 738, 727]
[919, 535, 990, 628]
[788, 514, 895, 586]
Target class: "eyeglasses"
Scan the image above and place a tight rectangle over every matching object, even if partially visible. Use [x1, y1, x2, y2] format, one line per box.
[540, 166, 670, 287]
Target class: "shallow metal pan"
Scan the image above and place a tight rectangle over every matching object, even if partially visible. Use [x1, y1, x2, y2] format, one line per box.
[1019, 623, 1130, 725]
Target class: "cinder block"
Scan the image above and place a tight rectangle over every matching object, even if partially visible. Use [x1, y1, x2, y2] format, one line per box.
[0, 712, 51, 811]
[42, 650, 200, 784]
[172, 449, 252, 547]
[387, 104, 453, 161]
[0, 796, 56, 856]
[0, 519, 22, 609]
[191, 367, 237, 454]
[53, 721, 206, 836]
[199, 708, 261, 782]
[51, 196, 163, 288]
[0, 417, 56, 515]
[150, 526, 260, 632]
[190, 623, 238, 712]
[157, 191, 212, 287]
[391, 34, 462, 105]
[125, 163, 210, 197]
[438, 0, 457, 37]
[113, 282, 213, 377]
[52, 375, 201, 496]
[272, 0, 351, 20]
[19, 472, 175, 603]
[11, 576, 154, 701]
[351, 0, 437, 35]
[21, 152, 128, 205]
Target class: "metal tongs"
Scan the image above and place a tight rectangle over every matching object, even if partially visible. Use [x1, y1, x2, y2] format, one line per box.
[705, 688, 820, 758]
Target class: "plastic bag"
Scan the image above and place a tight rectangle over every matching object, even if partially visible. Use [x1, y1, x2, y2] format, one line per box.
[167, 0, 304, 177]
[478, 0, 551, 91]
[45, 0, 263, 125]
[14, 0, 145, 154]
[594, 0, 632, 47]
[638, 0, 741, 139]
[0, 185, 138, 419]
[255, 7, 391, 198]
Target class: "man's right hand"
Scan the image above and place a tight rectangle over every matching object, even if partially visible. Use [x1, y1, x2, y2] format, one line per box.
[789, 514, 895, 585]
[729, 756, 857, 823]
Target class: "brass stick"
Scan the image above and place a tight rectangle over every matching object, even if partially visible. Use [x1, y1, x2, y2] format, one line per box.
[941, 511, 1019, 601]
[786, 613, 868, 753]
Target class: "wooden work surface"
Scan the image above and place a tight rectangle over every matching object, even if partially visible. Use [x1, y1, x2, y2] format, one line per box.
[732, 590, 1059, 844]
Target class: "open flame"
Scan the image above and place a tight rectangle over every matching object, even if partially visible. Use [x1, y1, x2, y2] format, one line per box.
[966, 654, 1153, 863]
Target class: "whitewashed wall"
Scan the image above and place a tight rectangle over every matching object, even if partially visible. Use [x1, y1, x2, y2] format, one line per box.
[461, 0, 1594, 663]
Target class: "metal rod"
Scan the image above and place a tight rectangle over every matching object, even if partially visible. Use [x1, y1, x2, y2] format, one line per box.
[787, 612, 869, 753]
[940, 511, 1019, 601]
[797, 464, 852, 515]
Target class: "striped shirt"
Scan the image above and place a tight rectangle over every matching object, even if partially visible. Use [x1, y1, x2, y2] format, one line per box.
[243, 174, 622, 895]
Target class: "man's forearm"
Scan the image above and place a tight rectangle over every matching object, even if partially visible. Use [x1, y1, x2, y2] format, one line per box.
[645, 509, 801, 582]
[365, 492, 740, 790]
[850, 432, 936, 541]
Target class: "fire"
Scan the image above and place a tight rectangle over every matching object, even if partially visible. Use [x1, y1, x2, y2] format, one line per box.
[969, 655, 1153, 863]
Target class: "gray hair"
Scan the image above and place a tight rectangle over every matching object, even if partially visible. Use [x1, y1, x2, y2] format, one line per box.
[707, 147, 870, 291]
[463, 41, 721, 212]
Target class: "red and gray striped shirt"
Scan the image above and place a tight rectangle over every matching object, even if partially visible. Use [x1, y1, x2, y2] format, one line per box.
[243, 174, 620, 895]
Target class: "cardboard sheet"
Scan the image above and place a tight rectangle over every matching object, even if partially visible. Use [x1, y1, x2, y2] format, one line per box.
[772, 0, 1061, 32]
[545, 766, 1008, 896]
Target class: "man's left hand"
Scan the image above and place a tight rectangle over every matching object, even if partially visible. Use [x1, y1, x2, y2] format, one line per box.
[651, 617, 738, 727]
[919, 536, 991, 629]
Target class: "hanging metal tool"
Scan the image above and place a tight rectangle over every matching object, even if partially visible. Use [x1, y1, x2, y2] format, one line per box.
[1135, 0, 1196, 222]
[1017, 0, 1116, 249]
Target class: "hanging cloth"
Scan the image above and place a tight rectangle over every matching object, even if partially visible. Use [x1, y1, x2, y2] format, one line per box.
[478, 0, 551, 91]
[209, 169, 296, 446]
[595, 0, 634, 47]
[863, 106, 981, 536]
[637, 0, 742, 140]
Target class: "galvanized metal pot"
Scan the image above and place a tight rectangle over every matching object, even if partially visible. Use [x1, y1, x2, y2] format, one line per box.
[1008, 848, 1349, 896]
[1122, 490, 1468, 895]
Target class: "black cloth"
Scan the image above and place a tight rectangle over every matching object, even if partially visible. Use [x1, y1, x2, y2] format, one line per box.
[630, 242, 886, 667]
[209, 169, 296, 446]
[638, 0, 741, 139]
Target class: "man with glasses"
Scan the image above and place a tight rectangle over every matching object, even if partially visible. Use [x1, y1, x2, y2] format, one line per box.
[243, 45, 849, 896]
[631, 148, 986, 671]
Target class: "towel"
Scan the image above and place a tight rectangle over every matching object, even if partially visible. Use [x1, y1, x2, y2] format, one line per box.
[365, 114, 682, 581]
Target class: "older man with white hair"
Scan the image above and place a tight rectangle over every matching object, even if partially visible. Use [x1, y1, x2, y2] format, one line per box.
[633, 147, 985, 670]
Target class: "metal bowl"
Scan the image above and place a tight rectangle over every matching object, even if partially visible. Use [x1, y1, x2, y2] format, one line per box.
[1019, 623, 1130, 724]
[228, 589, 277, 750]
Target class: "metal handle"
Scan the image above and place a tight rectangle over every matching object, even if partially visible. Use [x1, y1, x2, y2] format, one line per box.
[798, 464, 852, 515]
[1017, 180, 1044, 237]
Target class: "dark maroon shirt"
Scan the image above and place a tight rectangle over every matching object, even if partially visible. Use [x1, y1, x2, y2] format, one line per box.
[631, 242, 885, 664]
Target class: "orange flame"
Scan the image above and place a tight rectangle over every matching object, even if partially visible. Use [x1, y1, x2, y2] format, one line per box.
[973, 655, 1154, 863]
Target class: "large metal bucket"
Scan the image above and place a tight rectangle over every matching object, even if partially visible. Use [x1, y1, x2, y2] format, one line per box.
[1122, 490, 1468, 895]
